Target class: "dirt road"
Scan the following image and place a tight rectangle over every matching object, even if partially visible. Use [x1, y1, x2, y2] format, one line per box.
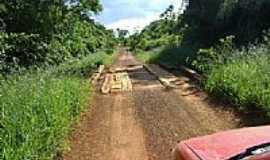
[63, 50, 241, 160]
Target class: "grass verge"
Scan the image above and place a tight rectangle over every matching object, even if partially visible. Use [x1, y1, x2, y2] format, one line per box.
[0, 51, 116, 160]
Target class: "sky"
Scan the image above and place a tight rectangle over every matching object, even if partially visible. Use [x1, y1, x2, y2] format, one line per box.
[95, 0, 182, 33]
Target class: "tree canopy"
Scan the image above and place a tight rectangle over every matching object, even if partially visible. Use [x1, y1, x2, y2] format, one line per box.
[0, 0, 116, 72]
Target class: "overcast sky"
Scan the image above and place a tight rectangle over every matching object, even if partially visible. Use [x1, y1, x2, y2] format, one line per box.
[95, 0, 182, 33]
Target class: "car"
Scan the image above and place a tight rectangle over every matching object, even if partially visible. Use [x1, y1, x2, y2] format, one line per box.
[174, 126, 270, 160]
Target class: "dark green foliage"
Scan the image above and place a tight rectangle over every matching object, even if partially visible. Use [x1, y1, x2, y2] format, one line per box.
[192, 36, 235, 73]
[0, 0, 116, 74]
[0, 0, 102, 37]
[184, 0, 270, 45]
[128, 19, 181, 50]
[0, 33, 48, 71]
[153, 45, 197, 69]
[0, 23, 115, 74]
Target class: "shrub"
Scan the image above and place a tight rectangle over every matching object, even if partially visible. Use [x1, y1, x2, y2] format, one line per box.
[0, 31, 116, 75]
[192, 35, 235, 73]
[0, 32, 48, 72]
[46, 37, 71, 64]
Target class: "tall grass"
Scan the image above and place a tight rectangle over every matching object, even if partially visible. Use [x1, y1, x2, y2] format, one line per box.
[205, 54, 270, 113]
[1, 74, 90, 159]
[0, 51, 116, 159]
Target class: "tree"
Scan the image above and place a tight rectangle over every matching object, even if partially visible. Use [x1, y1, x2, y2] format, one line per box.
[0, 0, 117, 69]
[183, 0, 270, 45]
[0, 0, 102, 38]
[116, 28, 129, 45]
[160, 5, 176, 21]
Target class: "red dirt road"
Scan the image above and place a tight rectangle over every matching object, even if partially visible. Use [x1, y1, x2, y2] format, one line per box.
[63, 50, 242, 160]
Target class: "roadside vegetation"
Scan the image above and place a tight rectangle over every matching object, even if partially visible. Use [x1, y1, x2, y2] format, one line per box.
[0, 0, 116, 159]
[1, 72, 90, 159]
[204, 41, 270, 113]
[1, 51, 116, 159]
[129, 0, 270, 116]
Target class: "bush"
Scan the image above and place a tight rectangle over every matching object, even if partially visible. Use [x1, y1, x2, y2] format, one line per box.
[135, 34, 181, 51]
[0, 32, 48, 72]
[0, 30, 116, 75]
[192, 36, 235, 73]
[46, 37, 71, 64]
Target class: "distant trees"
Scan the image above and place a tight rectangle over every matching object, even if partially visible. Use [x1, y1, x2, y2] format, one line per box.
[116, 28, 129, 45]
[128, 5, 182, 50]
[116, 29, 128, 37]
[160, 5, 176, 20]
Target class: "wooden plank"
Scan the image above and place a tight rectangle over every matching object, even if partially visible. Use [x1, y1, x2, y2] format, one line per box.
[98, 65, 105, 73]
[180, 66, 203, 81]
[144, 64, 179, 89]
[90, 65, 105, 84]
[101, 74, 113, 94]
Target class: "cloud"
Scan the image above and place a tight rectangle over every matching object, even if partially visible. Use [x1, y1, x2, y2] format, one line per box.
[95, 0, 183, 33]
[106, 14, 160, 34]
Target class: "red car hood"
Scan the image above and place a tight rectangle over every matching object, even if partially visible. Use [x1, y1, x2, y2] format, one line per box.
[179, 126, 270, 160]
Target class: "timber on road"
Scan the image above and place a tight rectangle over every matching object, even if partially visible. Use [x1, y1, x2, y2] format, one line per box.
[64, 49, 240, 160]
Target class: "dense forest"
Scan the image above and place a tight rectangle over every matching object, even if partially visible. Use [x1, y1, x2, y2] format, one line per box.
[0, 0, 116, 159]
[130, 0, 270, 117]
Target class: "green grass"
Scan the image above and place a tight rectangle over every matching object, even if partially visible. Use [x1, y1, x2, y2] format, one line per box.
[1, 74, 90, 159]
[135, 48, 161, 63]
[0, 51, 116, 160]
[135, 45, 197, 69]
[205, 54, 270, 113]
[55, 50, 117, 77]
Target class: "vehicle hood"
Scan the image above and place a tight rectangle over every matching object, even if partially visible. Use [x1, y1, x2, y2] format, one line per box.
[181, 126, 270, 160]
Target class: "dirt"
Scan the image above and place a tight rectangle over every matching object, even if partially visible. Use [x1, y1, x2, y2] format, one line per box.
[63, 50, 246, 160]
